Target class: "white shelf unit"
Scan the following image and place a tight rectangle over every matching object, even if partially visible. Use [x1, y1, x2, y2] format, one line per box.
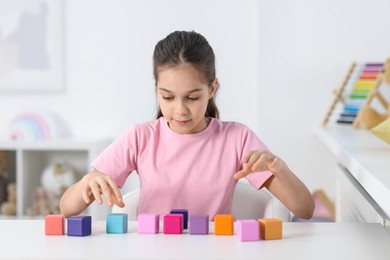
[316, 124, 390, 227]
[0, 138, 111, 219]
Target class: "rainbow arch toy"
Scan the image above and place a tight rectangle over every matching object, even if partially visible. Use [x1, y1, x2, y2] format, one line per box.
[8, 112, 69, 141]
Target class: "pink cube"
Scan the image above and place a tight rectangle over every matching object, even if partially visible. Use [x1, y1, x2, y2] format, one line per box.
[236, 220, 260, 241]
[163, 214, 183, 234]
[138, 213, 160, 234]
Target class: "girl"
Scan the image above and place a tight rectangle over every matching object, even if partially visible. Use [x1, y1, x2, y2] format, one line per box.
[60, 31, 314, 220]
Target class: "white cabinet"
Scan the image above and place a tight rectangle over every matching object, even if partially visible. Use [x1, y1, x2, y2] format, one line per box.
[336, 166, 386, 223]
[316, 124, 390, 227]
[0, 139, 111, 219]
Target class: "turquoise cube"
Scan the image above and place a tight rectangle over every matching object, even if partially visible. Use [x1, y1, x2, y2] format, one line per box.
[106, 213, 128, 234]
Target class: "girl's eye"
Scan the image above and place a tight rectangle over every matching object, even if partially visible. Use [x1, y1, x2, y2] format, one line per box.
[162, 96, 173, 100]
[188, 97, 199, 101]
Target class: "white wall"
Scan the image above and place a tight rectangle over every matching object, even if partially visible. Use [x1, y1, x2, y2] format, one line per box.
[0, 0, 262, 137]
[1, 0, 390, 201]
[257, 0, 390, 201]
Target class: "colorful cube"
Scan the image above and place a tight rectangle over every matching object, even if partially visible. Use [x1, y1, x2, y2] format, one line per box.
[106, 213, 128, 234]
[138, 213, 160, 234]
[214, 214, 234, 235]
[170, 209, 188, 229]
[236, 220, 260, 241]
[163, 214, 183, 234]
[258, 218, 282, 240]
[189, 215, 209, 235]
[67, 216, 92, 236]
[45, 215, 64, 235]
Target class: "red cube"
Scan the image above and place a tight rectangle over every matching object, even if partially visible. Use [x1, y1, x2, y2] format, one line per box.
[45, 215, 64, 235]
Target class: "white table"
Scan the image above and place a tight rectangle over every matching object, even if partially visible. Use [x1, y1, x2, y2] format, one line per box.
[316, 124, 390, 221]
[1, 220, 390, 259]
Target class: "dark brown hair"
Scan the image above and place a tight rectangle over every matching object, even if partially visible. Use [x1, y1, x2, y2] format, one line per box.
[153, 31, 219, 119]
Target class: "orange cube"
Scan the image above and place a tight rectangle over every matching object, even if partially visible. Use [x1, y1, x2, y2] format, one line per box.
[214, 214, 234, 235]
[258, 218, 282, 240]
[45, 215, 64, 235]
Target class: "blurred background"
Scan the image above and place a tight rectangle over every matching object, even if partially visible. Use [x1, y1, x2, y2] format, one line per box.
[0, 0, 389, 219]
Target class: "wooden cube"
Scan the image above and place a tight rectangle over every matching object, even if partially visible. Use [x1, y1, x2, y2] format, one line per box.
[258, 218, 282, 240]
[106, 213, 128, 234]
[67, 216, 92, 237]
[138, 213, 160, 234]
[214, 214, 234, 235]
[45, 215, 64, 235]
[163, 214, 183, 234]
[170, 209, 188, 229]
[189, 215, 209, 235]
[236, 219, 259, 241]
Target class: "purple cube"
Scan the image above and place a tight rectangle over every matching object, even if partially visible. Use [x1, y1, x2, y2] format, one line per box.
[189, 215, 209, 235]
[170, 209, 188, 229]
[138, 213, 160, 234]
[67, 216, 92, 236]
[236, 220, 260, 241]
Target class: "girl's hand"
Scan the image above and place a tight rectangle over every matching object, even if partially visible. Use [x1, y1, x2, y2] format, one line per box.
[233, 150, 285, 180]
[80, 170, 125, 208]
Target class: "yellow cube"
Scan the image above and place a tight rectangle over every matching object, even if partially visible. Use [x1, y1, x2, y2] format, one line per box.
[258, 218, 282, 240]
[214, 214, 234, 235]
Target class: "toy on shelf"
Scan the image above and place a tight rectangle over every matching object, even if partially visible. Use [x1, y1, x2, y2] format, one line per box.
[0, 182, 16, 216]
[355, 57, 390, 129]
[27, 163, 78, 216]
[322, 60, 389, 127]
[322, 62, 356, 125]
[8, 111, 71, 141]
[0, 151, 9, 207]
[371, 117, 390, 144]
[41, 163, 78, 200]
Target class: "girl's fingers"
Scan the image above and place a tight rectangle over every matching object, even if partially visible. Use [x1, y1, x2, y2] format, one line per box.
[106, 177, 123, 203]
[233, 169, 248, 180]
[233, 162, 251, 180]
[80, 171, 122, 207]
[90, 182, 103, 204]
[96, 179, 113, 206]
[81, 187, 91, 204]
[247, 153, 260, 165]
[251, 153, 274, 171]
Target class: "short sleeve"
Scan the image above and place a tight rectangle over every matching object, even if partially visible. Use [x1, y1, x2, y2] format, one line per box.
[240, 126, 273, 189]
[91, 126, 138, 188]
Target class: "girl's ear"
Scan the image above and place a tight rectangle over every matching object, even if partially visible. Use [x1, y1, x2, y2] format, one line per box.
[209, 78, 219, 98]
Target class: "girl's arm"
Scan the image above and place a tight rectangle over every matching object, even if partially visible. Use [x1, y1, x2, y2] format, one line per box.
[59, 170, 124, 217]
[233, 151, 315, 219]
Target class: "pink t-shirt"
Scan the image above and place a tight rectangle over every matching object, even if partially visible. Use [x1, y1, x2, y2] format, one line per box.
[91, 117, 273, 219]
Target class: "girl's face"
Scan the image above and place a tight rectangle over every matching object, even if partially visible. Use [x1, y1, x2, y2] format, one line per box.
[157, 63, 217, 134]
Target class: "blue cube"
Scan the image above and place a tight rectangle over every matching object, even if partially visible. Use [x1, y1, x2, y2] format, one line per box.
[67, 216, 92, 236]
[106, 213, 128, 234]
[170, 209, 188, 229]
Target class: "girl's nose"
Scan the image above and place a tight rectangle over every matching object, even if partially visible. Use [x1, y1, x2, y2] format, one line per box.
[175, 100, 189, 115]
